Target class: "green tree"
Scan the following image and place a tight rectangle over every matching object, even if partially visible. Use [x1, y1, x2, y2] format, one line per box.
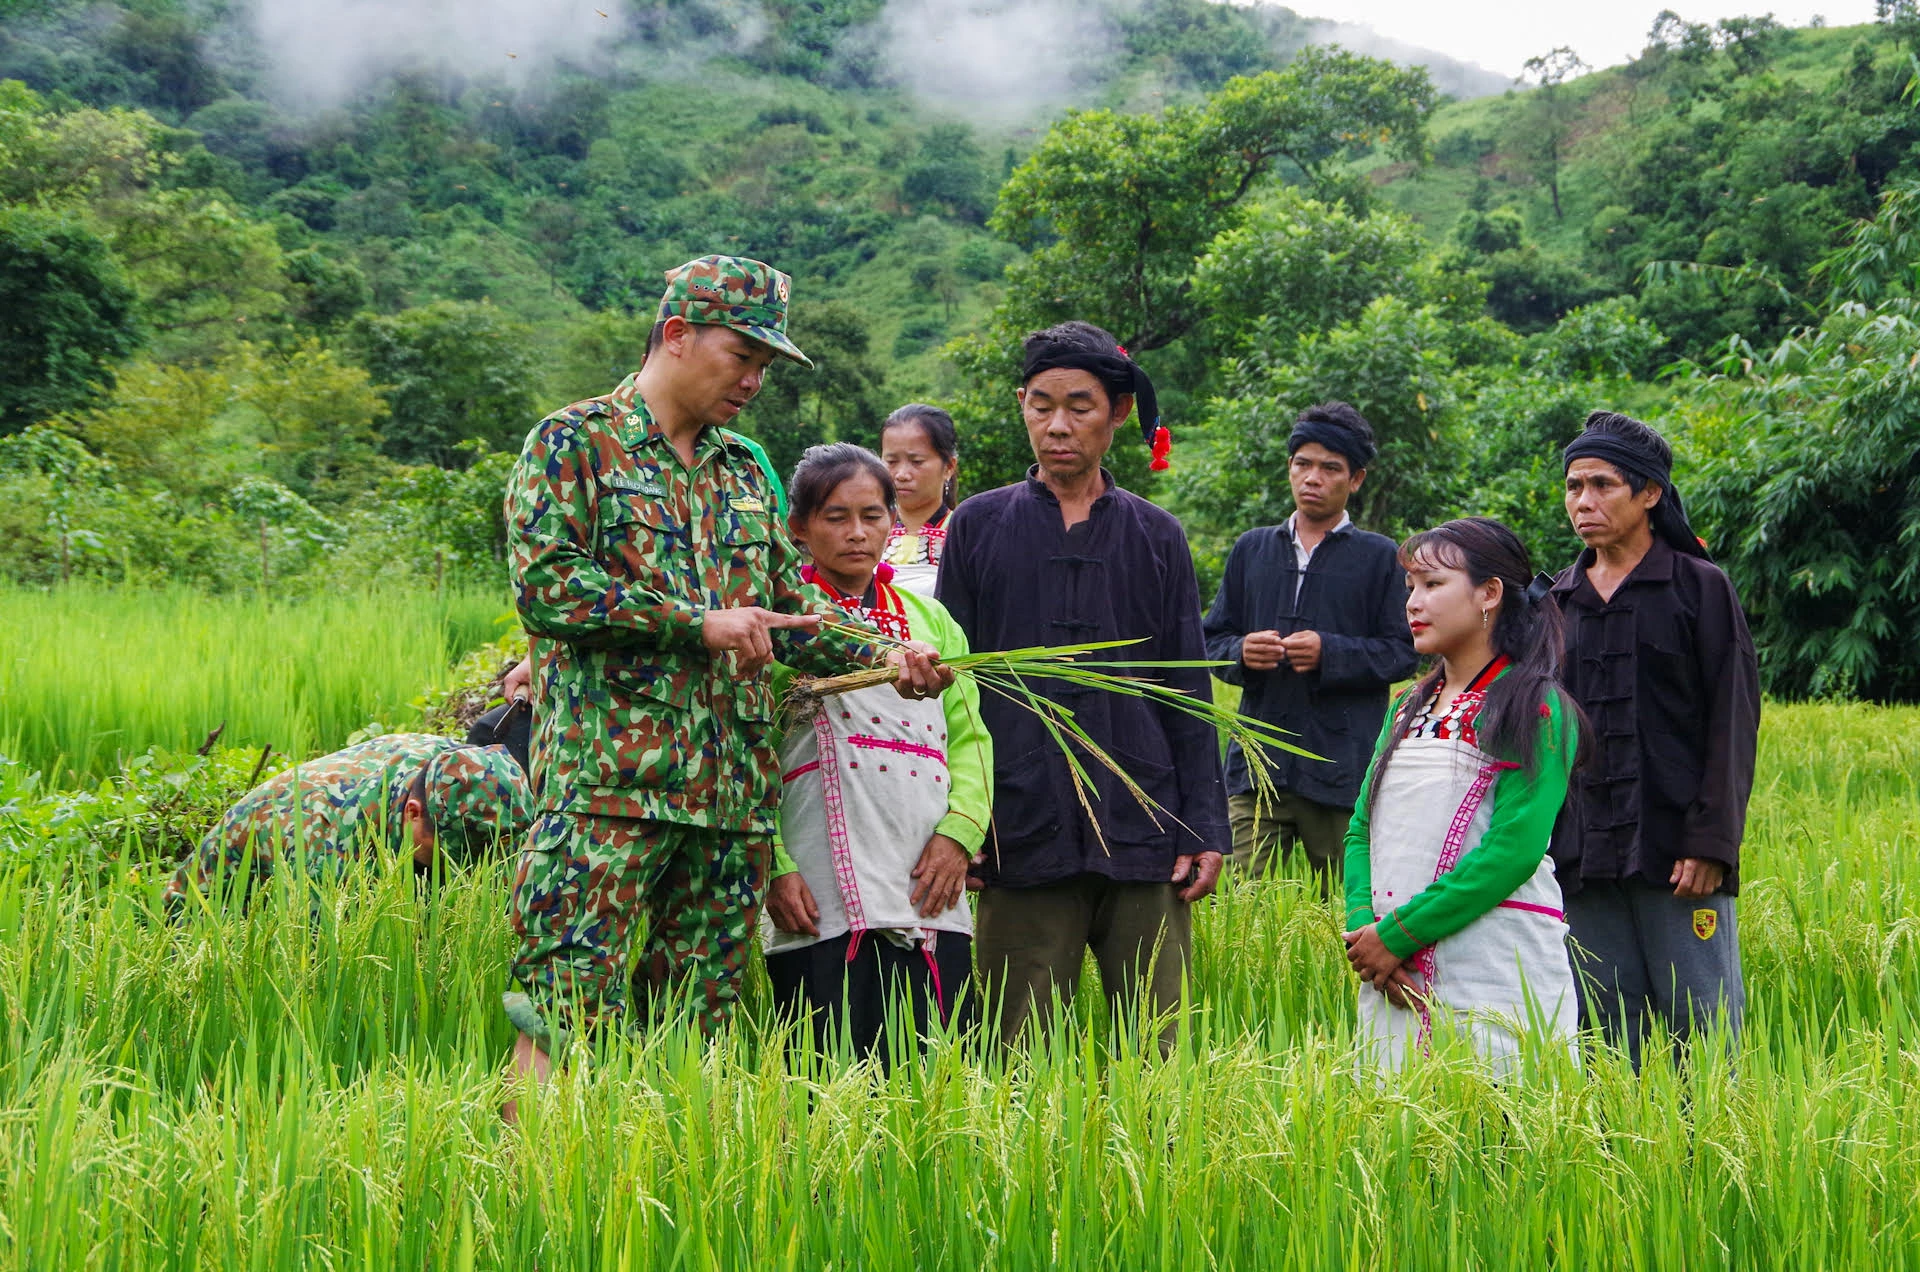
[1191, 189, 1461, 357]
[989, 48, 1437, 354]
[347, 301, 542, 468]
[901, 124, 991, 224]
[1687, 181, 1920, 699]
[549, 309, 651, 404]
[1504, 47, 1589, 221]
[100, 189, 290, 352]
[230, 340, 390, 503]
[65, 355, 232, 495]
[284, 247, 371, 330]
[0, 206, 142, 433]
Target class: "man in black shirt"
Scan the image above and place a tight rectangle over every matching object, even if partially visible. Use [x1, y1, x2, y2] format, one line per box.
[1203, 403, 1416, 890]
[938, 321, 1229, 1051]
[1551, 411, 1760, 1068]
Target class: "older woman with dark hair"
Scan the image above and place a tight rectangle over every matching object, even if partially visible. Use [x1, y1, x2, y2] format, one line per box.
[762, 443, 992, 1064]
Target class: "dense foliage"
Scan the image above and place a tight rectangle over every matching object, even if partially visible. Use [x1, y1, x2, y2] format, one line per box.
[1, 0, 1918, 698]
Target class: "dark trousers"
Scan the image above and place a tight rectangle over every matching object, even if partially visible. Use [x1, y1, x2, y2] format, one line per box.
[765, 931, 973, 1067]
[1228, 791, 1348, 893]
[976, 875, 1190, 1054]
[1567, 877, 1744, 1070]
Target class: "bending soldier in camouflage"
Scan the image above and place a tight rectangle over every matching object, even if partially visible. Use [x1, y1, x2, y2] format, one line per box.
[162, 733, 531, 920]
[501, 255, 953, 1099]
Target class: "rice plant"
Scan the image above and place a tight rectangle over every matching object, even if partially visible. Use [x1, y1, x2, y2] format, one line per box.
[0, 688, 1916, 1267]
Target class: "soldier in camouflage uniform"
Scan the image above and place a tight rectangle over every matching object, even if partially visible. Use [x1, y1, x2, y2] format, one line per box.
[501, 256, 950, 1087]
[162, 733, 531, 919]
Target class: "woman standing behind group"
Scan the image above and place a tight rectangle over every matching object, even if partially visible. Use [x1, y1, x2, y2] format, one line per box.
[879, 404, 960, 596]
[762, 443, 991, 1064]
[1341, 517, 1585, 1073]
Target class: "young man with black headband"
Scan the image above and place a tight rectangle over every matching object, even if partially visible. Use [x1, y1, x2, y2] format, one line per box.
[1203, 402, 1416, 890]
[1551, 410, 1760, 1069]
[936, 320, 1228, 1052]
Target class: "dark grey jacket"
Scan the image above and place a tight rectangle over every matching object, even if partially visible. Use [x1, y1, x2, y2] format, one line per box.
[938, 470, 1231, 888]
[1548, 539, 1760, 896]
[1203, 522, 1416, 809]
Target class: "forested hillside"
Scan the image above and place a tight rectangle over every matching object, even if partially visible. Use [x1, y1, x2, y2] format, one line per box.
[2, 0, 1919, 697]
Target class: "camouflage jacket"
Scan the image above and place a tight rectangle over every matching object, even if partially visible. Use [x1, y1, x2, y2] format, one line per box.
[163, 733, 463, 916]
[506, 375, 879, 830]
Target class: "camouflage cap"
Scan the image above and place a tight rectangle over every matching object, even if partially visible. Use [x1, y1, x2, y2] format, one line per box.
[657, 255, 812, 368]
[422, 746, 532, 861]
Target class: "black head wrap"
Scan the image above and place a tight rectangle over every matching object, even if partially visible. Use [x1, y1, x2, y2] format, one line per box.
[1288, 417, 1376, 472]
[1021, 324, 1170, 470]
[1562, 413, 1710, 560]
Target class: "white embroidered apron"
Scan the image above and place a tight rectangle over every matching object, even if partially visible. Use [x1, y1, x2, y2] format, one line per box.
[762, 570, 972, 1010]
[1359, 732, 1579, 1074]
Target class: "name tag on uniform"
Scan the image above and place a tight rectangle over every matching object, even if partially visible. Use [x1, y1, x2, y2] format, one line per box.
[731, 495, 766, 513]
[607, 476, 668, 498]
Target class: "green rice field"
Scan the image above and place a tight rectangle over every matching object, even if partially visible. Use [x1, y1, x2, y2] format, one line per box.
[0, 586, 508, 784]
[2, 600, 1919, 1269]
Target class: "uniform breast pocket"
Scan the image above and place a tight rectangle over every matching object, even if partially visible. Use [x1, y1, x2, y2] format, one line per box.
[713, 515, 773, 608]
[599, 496, 680, 576]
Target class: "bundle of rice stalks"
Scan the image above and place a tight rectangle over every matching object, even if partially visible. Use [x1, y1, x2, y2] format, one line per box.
[786, 624, 1322, 852]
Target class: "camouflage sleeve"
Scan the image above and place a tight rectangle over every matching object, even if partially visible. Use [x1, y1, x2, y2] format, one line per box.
[161, 808, 275, 920]
[506, 417, 705, 652]
[763, 519, 884, 677]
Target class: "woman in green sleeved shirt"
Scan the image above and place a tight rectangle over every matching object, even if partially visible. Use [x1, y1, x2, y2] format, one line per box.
[1341, 517, 1585, 1072]
[759, 444, 992, 1066]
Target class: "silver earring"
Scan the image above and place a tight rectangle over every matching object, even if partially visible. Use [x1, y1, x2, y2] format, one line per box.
[1482, 609, 1490, 630]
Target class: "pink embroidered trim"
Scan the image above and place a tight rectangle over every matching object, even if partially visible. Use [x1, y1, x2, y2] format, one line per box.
[781, 760, 820, 784]
[1497, 899, 1565, 921]
[922, 932, 949, 1022]
[846, 735, 946, 764]
[1413, 759, 1520, 1055]
[810, 706, 867, 941]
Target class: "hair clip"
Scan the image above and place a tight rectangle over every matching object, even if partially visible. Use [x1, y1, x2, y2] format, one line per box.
[1523, 572, 1556, 606]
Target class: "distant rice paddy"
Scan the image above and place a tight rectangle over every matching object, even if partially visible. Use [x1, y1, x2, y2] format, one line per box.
[0, 585, 507, 783]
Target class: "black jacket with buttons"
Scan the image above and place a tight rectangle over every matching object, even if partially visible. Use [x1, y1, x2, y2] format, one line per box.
[1548, 539, 1761, 896]
[1202, 521, 1417, 810]
[936, 469, 1231, 888]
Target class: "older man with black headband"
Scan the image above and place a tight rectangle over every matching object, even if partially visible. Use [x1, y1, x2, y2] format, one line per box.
[937, 319, 1228, 1052]
[1550, 410, 1760, 1069]
[1204, 402, 1416, 889]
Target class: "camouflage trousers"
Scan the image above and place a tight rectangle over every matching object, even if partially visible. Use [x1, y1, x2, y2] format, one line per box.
[503, 812, 770, 1055]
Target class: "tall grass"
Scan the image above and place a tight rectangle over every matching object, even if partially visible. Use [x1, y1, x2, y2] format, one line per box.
[0, 585, 507, 783]
[0, 702, 1917, 1268]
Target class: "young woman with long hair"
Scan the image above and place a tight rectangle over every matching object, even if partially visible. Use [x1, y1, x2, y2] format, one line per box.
[761, 443, 991, 1064]
[878, 403, 960, 595]
[1342, 517, 1584, 1071]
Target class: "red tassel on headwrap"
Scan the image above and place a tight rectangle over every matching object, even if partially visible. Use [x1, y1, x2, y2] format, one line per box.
[1149, 425, 1172, 471]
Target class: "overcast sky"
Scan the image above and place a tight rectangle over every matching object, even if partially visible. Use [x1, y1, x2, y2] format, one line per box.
[1289, 0, 1882, 79]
